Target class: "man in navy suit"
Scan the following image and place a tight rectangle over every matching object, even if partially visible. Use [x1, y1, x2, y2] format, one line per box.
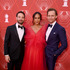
[45, 8, 67, 70]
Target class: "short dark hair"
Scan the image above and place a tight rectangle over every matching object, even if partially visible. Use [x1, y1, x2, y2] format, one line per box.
[33, 12, 42, 20]
[47, 8, 58, 16]
[16, 11, 25, 17]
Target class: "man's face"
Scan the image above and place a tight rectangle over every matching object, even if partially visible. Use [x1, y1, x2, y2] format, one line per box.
[16, 13, 25, 25]
[47, 11, 57, 23]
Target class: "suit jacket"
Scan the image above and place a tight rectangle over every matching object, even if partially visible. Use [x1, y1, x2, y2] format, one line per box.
[45, 22, 67, 57]
[4, 24, 25, 60]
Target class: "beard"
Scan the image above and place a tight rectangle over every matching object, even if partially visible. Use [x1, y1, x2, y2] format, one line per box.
[17, 20, 24, 25]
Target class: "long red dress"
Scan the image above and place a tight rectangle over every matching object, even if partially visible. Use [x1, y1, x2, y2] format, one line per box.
[21, 23, 47, 70]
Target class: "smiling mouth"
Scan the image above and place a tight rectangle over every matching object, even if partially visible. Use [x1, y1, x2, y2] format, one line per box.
[19, 20, 23, 21]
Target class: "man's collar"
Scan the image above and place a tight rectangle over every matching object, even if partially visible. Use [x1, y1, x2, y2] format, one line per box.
[16, 22, 23, 26]
[49, 21, 56, 26]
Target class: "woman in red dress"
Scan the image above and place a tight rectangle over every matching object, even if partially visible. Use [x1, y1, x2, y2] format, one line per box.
[21, 12, 47, 70]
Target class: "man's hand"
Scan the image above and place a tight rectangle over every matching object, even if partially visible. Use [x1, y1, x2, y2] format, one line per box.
[5, 55, 10, 63]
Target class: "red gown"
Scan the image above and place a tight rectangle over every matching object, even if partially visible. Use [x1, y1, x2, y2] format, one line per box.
[21, 23, 47, 70]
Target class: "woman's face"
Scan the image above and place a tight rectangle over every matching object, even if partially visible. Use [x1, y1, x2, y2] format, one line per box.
[33, 14, 41, 25]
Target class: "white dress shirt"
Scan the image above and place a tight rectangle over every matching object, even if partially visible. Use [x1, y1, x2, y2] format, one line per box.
[16, 23, 24, 42]
[46, 21, 56, 41]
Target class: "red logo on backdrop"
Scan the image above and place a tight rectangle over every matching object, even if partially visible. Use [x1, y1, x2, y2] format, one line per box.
[55, 63, 65, 70]
[36, 0, 54, 11]
[55, 0, 70, 11]
[36, 0, 54, 20]
[0, 0, 17, 10]
[22, 10, 32, 25]
[58, 11, 70, 25]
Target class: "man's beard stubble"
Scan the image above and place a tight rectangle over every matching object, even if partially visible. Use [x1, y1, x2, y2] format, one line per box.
[17, 20, 24, 25]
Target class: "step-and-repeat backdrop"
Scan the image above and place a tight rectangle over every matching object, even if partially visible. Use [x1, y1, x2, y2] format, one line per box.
[0, 0, 70, 70]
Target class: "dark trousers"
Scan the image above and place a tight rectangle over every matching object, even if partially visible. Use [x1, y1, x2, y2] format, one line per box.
[7, 57, 23, 70]
[46, 55, 57, 70]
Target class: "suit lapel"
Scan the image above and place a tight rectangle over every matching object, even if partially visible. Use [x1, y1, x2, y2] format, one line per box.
[13, 24, 20, 42]
[20, 26, 25, 42]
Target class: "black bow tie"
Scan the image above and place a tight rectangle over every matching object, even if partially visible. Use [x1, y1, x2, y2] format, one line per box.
[18, 25, 24, 29]
[48, 24, 52, 27]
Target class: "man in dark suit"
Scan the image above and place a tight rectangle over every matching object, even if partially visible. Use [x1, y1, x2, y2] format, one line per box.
[45, 8, 67, 70]
[4, 11, 25, 70]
